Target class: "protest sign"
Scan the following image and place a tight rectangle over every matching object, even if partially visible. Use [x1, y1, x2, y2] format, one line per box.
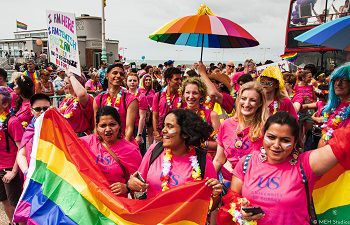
[47, 10, 81, 75]
[256, 60, 290, 75]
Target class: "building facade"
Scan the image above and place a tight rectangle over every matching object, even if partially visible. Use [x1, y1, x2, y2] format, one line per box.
[0, 14, 119, 69]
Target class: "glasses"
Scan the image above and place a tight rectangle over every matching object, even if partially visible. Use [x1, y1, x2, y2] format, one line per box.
[32, 106, 50, 112]
[260, 81, 274, 86]
[227, 65, 235, 68]
[334, 78, 350, 85]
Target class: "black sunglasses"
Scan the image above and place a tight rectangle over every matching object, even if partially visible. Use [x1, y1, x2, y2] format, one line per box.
[32, 106, 50, 112]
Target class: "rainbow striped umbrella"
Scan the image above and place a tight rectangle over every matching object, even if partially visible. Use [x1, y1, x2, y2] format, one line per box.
[149, 4, 259, 60]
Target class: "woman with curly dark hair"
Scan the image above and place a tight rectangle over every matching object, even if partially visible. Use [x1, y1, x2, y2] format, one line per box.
[127, 109, 222, 204]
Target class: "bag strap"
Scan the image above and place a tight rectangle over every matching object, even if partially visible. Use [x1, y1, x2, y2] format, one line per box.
[3, 114, 16, 153]
[300, 162, 319, 225]
[101, 141, 130, 180]
[149, 142, 165, 168]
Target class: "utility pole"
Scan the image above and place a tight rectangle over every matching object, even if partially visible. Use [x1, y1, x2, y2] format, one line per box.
[101, 0, 107, 63]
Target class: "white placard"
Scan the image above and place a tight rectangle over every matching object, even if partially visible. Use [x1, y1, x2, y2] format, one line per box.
[47, 10, 81, 75]
[256, 60, 290, 75]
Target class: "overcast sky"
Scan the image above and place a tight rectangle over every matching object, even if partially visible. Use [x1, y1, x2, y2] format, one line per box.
[1, 0, 291, 63]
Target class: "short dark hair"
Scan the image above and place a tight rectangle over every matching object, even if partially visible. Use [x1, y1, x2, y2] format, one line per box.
[140, 63, 147, 70]
[96, 106, 121, 126]
[264, 112, 299, 144]
[304, 64, 317, 77]
[164, 67, 182, 81]
[237, 73, 253, 84]
[106, 63, 124, 73]
[165, 109, 213, 147]
[15, 76, 34, 99]
[0, 68, 7, 81]
[30, 93, 50, 106]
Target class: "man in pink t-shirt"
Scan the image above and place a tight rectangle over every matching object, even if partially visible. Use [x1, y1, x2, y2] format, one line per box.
[152, 67, 182, 142]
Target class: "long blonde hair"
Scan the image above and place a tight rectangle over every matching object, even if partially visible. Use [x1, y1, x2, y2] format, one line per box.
[235, 81, 269, 141]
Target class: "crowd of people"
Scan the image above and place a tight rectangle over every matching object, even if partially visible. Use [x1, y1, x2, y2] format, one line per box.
[0, 57, 350, 225]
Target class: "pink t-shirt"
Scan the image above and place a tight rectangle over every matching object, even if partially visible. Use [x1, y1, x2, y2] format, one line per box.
[217, 118, 262, 179]
[80, 134, 142, 185]
[6, 87, 18, 111]
[315, 101, 325, 117]
[15, 99, 32, 126]
[59, 96, 94, 133]
[138, 143, 217, 198]
[130, 91, 148, 126]
[233, 151, 319, 225]
[95, 90, 137, 133]
[231, 71, 244, 92]
[85, 79, 102, 91]
[0, 116, 24, 169]
[268, 97, 298, 119]
[222, 93, 235, 114]
[152, 91, 182, 130]
[139, 88, 155, 110]
[292, 84, 314, 105]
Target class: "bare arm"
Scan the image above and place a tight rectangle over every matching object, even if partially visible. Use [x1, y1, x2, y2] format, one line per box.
[125, 99, 138, 141]
[69, 74, 89, 105]
[136, 109, 147, 143]
[16, 147, 29, 173]
[198, 62, 224, 104]
[230, 176, 243, 194]
[309, 145, 338, 176]
[93, 99, 99, 132]
[213, 145, 227, 172]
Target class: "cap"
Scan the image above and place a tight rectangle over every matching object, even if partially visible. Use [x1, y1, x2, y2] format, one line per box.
[46, 66, 53, 71]
[166, 60, 174, 65]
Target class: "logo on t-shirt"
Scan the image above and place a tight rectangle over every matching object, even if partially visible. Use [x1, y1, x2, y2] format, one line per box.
[257, 176, 281, 189]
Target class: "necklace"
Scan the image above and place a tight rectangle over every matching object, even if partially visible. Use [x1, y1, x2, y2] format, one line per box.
[321, 104, 350, 141]
[161, 146, 201, 192]
[106, 89, 123, 110]
[165, 90, 182, 109]
[188, 107, 207, 123]
[203, 96, 214, 110]
[59, 94, 79, 119]
[0, 111, 9, 141]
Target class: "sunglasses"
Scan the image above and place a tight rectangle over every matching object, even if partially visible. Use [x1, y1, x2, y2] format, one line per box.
[260, 81, 274, 86]
[227, 65, 235, 68]
[32, 106, 50, 112]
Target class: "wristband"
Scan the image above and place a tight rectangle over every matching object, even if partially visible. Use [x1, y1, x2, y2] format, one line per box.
[125, 181, 131, 193]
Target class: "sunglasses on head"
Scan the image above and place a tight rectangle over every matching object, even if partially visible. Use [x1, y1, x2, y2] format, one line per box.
[260, 81, 274, 86]
[32, 106, 50, 112]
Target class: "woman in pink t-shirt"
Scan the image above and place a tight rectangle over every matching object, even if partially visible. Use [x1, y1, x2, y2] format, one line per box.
[258, 66, 298, 119]
[214, 82, 269, 180]
[93, 64, 138, 141]
[292, 70, 315, 113]
[180, 77, 220, 154]
[58, 72, 94, 136]
[36, 69, 54, 96]
[126, 72, 147, 153]
[80, 106, 142, 197]
[127, 109, 222, 207]
[85, 71, 103, 96]
[139, 74, 156, 144]
[217, 111, 350, 225]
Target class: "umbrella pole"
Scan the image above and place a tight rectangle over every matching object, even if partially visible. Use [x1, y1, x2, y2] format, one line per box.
[200, 34, 204, 61]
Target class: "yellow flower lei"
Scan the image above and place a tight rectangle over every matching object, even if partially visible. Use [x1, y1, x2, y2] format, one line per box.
[59, 95, 79, 119]
[106, 89, 123, 110]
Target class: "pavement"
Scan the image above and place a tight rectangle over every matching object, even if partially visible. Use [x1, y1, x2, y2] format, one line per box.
[0, 204, 10, 225]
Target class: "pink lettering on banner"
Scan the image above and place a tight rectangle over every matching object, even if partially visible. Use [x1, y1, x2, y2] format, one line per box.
[53, 13, 75, 34]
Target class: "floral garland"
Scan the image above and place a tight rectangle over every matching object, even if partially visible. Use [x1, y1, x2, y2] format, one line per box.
[228, 202, 257, 225]
[314, 88, 329, 95]
[165, 90, 182, 109]
[106, 89, 123, 110]
[321, 105, 350, 141]
[203, 96, 214, 110]
[59, 95, 79, 119]
[161, 146, 201, 192]
[0, 111, 8, 129]
[272, 100, 279, 115]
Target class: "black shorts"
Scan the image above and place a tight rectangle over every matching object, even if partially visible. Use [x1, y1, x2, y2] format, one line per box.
[0, 169, 22, 206]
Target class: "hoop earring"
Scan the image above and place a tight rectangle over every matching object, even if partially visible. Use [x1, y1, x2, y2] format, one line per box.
[289, 148, 299, 166]
[259, 147, 267, 162]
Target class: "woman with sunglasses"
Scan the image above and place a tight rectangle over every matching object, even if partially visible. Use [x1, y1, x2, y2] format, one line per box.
[17, 94, 51, 176]
[317, 63, 350, 148]
[231, 59, 257, 92]
[36, 69, 54, 96]
[58, 71, 94, 137]
[257, 66, 298, 119]
[94, 64, 138, 141]
[0, 87, 25, 225]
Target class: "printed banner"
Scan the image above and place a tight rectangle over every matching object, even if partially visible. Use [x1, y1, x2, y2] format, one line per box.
[47, 10, 81, 75]
[256, 60, 290, 75]
[14, 109, 211, 225]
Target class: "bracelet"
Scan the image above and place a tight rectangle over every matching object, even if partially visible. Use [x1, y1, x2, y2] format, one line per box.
[126, 181, 131, 193]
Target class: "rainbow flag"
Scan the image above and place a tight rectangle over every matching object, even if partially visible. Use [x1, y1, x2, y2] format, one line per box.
[281, 52, 298, 62]
[313, 164, 350, 223]
[16, 20, 28, 30]
[14, 109, 211, 225]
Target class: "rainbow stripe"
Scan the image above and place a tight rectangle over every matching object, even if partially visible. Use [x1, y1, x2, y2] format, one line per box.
[313, 164, 350, 222]
[16, 21, 28, 30]
[14, 109, 211, 225]
[281, 52, 298, 62]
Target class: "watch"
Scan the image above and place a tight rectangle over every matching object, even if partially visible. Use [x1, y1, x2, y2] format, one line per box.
[137, 133, 142, 137]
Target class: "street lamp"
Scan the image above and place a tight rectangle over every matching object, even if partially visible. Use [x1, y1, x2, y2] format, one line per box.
[101, 0, 107, 63]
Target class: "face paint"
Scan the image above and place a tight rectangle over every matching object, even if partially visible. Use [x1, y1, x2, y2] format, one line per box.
[264, 136, 272, 144]
[168, 130, 177, 135]
[281, 143, 293, 149]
